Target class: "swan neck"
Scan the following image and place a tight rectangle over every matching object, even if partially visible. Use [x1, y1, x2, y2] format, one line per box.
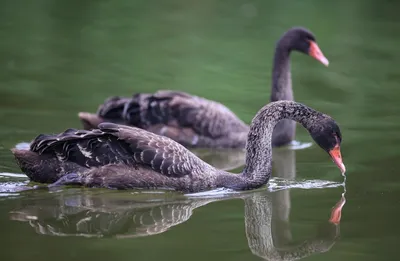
[271, 44, 292, 102]
[242, 101, 316, 184]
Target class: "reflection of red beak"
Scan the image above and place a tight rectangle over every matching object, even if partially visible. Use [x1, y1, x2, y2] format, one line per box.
[329, 193, 346, 224]
[329, 144, 346, 175]
[309, 41, 329, 66]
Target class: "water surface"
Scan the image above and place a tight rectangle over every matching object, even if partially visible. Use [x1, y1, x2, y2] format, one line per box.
[1, 0, 400, 260]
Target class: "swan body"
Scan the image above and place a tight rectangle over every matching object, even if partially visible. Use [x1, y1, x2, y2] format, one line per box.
[79, 27, 329, 148]
[80, 91, 250, 148]
[12, 101, 345, 193]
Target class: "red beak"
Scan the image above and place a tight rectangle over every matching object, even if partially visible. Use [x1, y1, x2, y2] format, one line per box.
[328, 144, 346, 175]
[309, 41, 329, 66]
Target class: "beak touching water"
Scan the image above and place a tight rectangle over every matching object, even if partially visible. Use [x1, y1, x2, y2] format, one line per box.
[309, 41, 329, 66]
[329, 144, 346, 175]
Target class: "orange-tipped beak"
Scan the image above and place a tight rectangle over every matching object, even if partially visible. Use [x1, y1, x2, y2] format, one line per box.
[309, 41, 329, 66]
[329, 144, 346, 175]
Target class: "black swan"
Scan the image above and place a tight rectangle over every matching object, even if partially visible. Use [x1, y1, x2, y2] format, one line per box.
[78, 27, 329, 148]
[12, 101, 345, 193]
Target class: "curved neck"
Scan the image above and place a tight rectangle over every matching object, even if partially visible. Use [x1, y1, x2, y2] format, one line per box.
[241, 101, 320, 187]
[244, 193, 339, 261]
[270, 44, 293, 102]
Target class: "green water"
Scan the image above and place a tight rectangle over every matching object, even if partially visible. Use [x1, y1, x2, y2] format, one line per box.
[1, 0, 400, 260]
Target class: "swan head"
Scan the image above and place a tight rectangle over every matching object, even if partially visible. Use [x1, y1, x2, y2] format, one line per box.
[308, 117, 345, 175]
[281, 27, 329, 66]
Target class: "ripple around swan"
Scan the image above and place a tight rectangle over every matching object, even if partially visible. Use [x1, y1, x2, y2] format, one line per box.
[0, 181, 31, 198]
[0, 172, 28, 179]
[267, 177, 345, 192]
[285, 140, 313, 150]
[0, 172, 32, 197]
[186, 178, 345, 198]
[0, 172, 344, 199]
[185, 188, 240, 198]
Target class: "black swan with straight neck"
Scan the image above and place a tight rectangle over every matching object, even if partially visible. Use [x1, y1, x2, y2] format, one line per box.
[12, 101, 345, 193]
[77, 27, 329, 149]
[270, 28, 329, 146]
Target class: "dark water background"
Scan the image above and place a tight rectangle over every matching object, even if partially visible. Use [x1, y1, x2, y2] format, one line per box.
[1, 0, 400, 260]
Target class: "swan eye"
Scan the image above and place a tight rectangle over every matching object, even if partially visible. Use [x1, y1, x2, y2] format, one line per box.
[333, 128, 342, 144]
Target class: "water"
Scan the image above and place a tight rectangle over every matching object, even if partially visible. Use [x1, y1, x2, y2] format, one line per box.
[1, 0, 400, 260]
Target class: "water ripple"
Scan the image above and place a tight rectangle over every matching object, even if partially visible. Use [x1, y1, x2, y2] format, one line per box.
[186, 177, 344, 198]
[268, 177, 344, 192]
[286, 140, 313, 150]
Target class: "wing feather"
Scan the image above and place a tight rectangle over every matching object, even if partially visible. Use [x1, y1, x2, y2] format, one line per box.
[29, 123, 212, 178]
[96, 90, 248, 141]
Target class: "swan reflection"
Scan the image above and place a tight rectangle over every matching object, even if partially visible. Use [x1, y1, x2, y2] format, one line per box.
[244, 191, 345, 261]
[9, 191, 216, 238]
[10, 184, 345, 260]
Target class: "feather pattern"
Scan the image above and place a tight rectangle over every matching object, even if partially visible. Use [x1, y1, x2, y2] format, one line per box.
[30, 123, 214, 178]
[93, 90, 249, 148]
